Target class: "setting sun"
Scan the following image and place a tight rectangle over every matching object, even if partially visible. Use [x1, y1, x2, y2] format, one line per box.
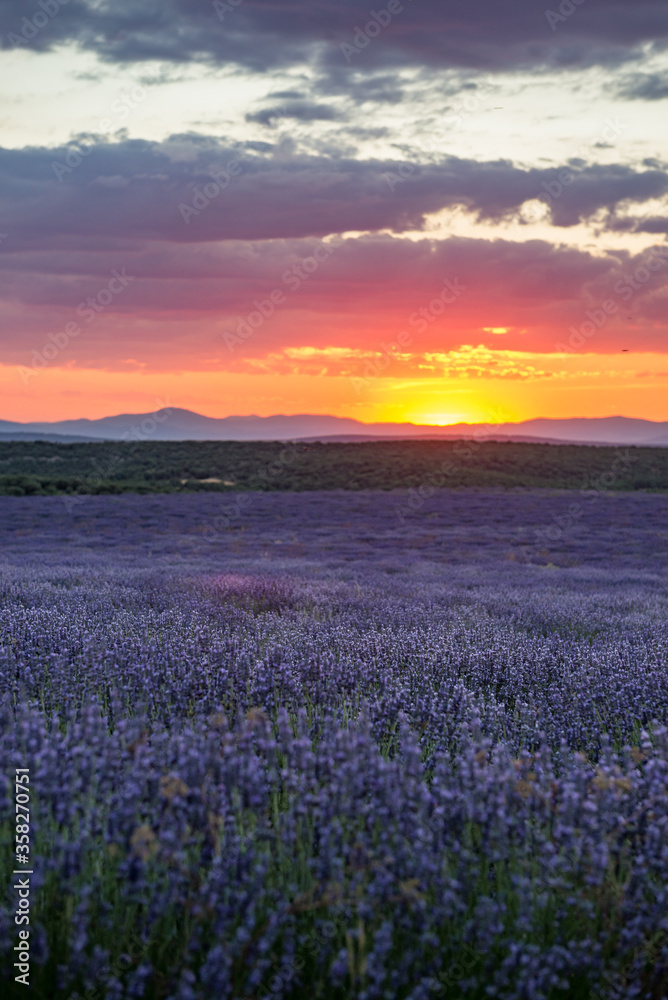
[415, 412, 473, 426]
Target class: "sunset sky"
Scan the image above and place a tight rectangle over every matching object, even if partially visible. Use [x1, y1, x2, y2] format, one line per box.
[1, 0, 668, 425]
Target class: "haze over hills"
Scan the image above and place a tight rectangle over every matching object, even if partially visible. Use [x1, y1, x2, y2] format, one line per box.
[1, 410, 668, 446]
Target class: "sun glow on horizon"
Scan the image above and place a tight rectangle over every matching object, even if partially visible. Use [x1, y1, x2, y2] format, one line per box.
[410, 412, 477, 427]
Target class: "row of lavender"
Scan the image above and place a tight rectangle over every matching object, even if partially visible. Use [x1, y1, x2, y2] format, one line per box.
[0, 494, 667, 998]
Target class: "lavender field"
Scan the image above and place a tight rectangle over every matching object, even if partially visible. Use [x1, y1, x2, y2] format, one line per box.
[1, 490, 668, 999]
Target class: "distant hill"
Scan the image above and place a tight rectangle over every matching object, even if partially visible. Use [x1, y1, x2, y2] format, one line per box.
[0, 410, 667, 446]
[0, 431, 97, 444]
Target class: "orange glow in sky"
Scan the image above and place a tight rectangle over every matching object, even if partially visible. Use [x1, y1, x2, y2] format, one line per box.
[3, 349, 668, 425]
[2, 6, 668, 427]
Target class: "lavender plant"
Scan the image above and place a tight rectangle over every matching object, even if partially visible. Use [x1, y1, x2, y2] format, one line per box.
[1, 490, 667, 998]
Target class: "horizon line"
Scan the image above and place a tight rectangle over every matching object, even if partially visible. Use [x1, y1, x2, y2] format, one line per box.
[2, 410, 666, 427]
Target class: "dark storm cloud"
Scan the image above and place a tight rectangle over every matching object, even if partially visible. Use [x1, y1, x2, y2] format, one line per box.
[2, 0, 668, 75]
[0, 232, 610, 313]
[615, 72, 668, 100]
[625, 217, 668, 234]
[1, 137, 666, 250]
[246, 103, 344, 126]
[315, 71, 408, 104]
[604, 206, 668, 234]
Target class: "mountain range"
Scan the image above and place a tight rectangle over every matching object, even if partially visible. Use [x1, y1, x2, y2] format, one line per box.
[1, 411, 667, 446]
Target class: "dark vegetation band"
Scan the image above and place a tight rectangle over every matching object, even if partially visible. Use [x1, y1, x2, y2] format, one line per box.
[1, 439, 667, 496]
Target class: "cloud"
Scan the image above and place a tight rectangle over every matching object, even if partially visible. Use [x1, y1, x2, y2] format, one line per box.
[2, 233, 668, 372]
[605, 214, 668, 235]
[315, 71, 409, 104]
[1, 136, 667, 251]
[615, 72, 668, 100]
[245, 103, 344, 126]
[2, 0, 668, 77]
